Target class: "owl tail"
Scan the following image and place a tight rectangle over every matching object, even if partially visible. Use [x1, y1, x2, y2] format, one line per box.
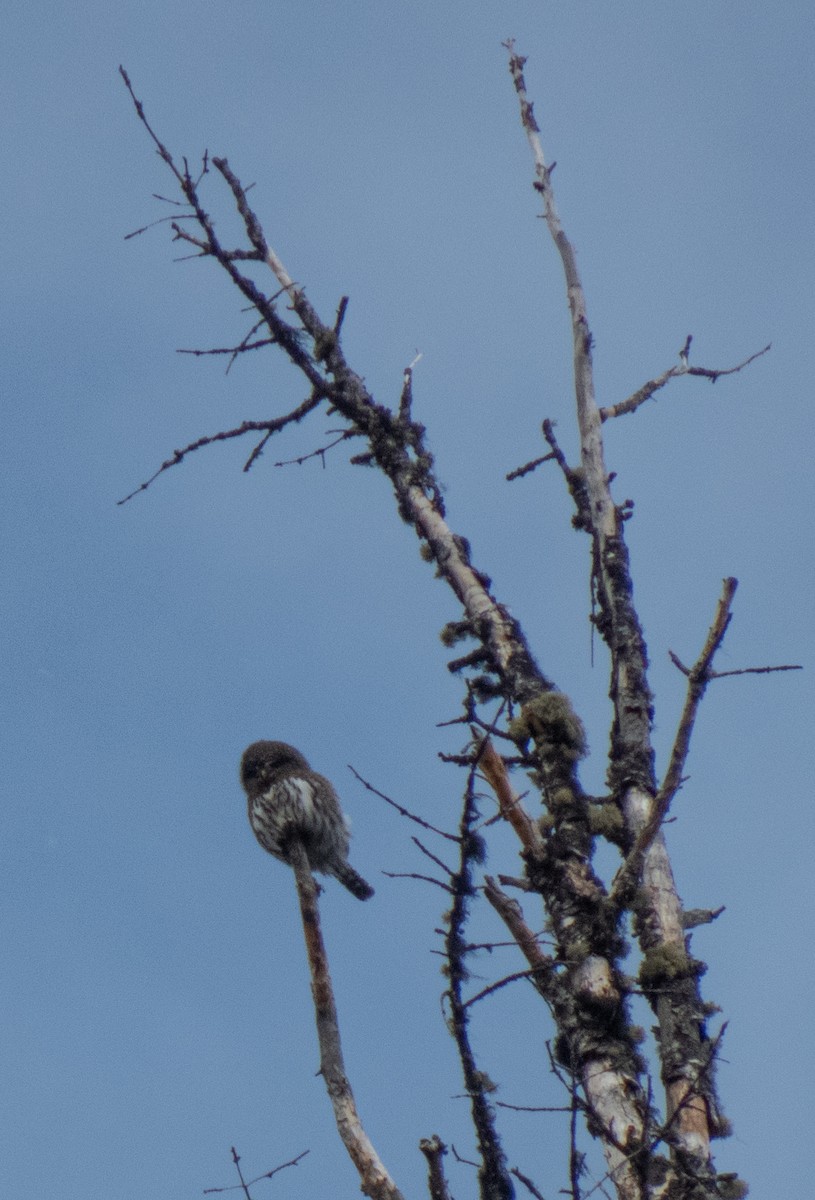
[332, 861, 375, 901]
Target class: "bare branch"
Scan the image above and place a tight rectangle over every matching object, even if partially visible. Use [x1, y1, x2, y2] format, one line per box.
[333, 295, 349, 336]
[399, 353, 423, 422]
[117, 394, 326, 504]
[348, 765, 461, 842]
[464, 969, 551, 1010]
[177, 311, 293, 374]
[614, 578, 738, 888]
[686, 342, 772, 382]
[419, 1135, 453, 1200]
[177, 337, 276, 361]
[119, 65, 185, 184]
[670, 654, 803, 680]
[443, 771, 516, 1200]
[382, 870, 455, 893]
[287, 841, 405, 1200]
[203, 1147, 310, 1196]
[499, 1102, 572, 1114]
[120, 56, 779, 1200]
[482, 878, 558, 1005]
[510, 1166, 550, 1200]
[683, 906, 725, 929]
[598, 343, 771, 422]
[271, 431, 358, 470]
[506, 452, 555, 482]
[476, 737, 546, 856]
[412, 836, 456, 879]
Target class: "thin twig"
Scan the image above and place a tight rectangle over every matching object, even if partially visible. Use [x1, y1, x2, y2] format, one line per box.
[348, 766, 460, 841]
[498, 1102, 572, 1114]
[511, 1166, 549, 1200]
[483, 878, 558, 1005]
[203, 1147, 310, 1195]
[382, 870, 455, 893]
[598, 344, 771, 422]
[670, 655, 803, 680]
[272, 431, 356, 469]
[464, 968, 551, 1010]
[506, 452, 556, 481]
[412, 836, 456, 878]
[177, 337, 275, 361]
[613, 578, 738, 899]
[117, 396, 326, 504]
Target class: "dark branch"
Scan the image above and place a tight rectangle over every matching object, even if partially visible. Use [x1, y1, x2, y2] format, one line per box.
[443, 771, 516, 1200]
[348, 766, 460, 842]
[419, 1135, 453, 1200]
[510, 1167, 549, 1200]
[506, 452, 555, 482]
[670, 653, 803, 680]
[464, 969, 552, 1010]
[117, 393, 327, 504]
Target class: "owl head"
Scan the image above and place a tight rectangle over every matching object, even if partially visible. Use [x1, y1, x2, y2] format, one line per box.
[240, 740, 311, 792]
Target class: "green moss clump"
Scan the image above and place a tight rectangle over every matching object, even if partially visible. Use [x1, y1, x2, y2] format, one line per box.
[439, 619, 472, 646]
[638, 943, 692, 987]
[588, 802, 625, 843]
[711, 1115, 733, 1140]
[716, 1174, 748, 1199]
[471, 675, 503, 702]
[550, 786, 578, 811]
[312, 328, 337, 361]
[509, 692, 587, 762]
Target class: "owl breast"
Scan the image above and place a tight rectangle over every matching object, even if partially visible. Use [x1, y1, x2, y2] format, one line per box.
[249, 775, 350, 870]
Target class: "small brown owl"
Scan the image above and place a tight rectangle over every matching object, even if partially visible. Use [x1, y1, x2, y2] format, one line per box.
[240, 740, 374, 900]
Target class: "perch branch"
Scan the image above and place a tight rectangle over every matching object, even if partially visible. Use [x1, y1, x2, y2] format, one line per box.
[288, 842, 405, 1200]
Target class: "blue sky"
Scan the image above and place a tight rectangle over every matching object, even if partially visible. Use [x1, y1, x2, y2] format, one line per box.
[2, 3, 813, 1197]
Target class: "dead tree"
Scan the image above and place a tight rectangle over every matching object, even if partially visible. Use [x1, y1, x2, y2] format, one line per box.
[119, 43, 793, 1200]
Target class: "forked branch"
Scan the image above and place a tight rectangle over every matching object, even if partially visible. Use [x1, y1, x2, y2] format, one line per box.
[612, 578, 738, 900]
[599, 343, 771, 422]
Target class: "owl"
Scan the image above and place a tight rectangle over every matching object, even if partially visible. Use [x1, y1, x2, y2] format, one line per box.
[240, 740, 374, 900]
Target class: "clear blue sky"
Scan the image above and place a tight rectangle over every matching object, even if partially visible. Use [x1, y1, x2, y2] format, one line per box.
[2, 3, 813, 1197]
